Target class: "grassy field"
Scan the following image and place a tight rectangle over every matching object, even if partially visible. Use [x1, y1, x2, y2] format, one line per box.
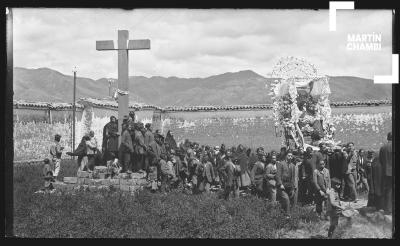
[13, 160, 392, 238]
[13, 160, 319, 238]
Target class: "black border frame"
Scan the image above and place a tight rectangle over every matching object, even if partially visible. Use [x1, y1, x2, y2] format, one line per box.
[1, 0, 398, 239]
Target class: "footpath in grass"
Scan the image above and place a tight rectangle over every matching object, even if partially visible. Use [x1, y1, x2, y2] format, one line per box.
[13, 160, 393, 238]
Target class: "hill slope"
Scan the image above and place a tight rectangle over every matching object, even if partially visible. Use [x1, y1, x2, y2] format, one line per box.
[13, 67, 392, 106]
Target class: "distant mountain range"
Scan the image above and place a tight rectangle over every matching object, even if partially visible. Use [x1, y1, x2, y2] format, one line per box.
[13, 67, 392, 106]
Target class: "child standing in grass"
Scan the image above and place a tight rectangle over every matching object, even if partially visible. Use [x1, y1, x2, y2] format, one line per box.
[50, 134, 64, 180]
[326, 177, 352, 238]
[313, 159, 331, 219]
[43, 158, 55, 191]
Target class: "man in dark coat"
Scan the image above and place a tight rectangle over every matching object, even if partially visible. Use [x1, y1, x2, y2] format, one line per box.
[133, 122, 146, 172]
[248, 148, 259, 172]
[250, 152, 266, 198]
[357, 149, 369, 194]
[379, 132, 392, 214]
[144, 123, 155, 174]
[66, 135, 90, 169]
[345, 142, 358, 202]
[338, 147, 350, 200]
[219, 151, 239, 200]
[366, 150, 384, 210]
[102, 116, 119, 164]
[318, 143, 331, 172]
[129, 111, 136, 123]
[149, 134, 167, 181]
[215, 146, 226, 187]
[329, 147, 345, 179]
[278, 146, 287, 162]
[234, 144, 251, 188]
[276, 151, 296, 216]
[165, 130, 177, 151]
[299, 147, 318, 205]
[119, 123, 134, 173]
[201, 155, 215, 193]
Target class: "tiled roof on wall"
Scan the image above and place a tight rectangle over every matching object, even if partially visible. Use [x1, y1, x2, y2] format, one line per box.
[78, 97, 162, 111]
[14, 98, 392, 112]
[13, 100, 84, 109]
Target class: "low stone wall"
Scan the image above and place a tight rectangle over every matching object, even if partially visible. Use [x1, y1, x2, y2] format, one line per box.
[54, 167, 149, 194]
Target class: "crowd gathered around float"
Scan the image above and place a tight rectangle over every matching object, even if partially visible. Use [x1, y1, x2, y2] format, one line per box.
[43, 111, 392, 237]
[42, 58, 392, 238]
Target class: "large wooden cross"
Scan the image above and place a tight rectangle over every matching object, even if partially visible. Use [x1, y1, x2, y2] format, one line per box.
[96, 30, 150, 141]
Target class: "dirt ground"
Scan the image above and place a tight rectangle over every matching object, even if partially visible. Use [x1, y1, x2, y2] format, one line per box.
[278, 198, 393, 239]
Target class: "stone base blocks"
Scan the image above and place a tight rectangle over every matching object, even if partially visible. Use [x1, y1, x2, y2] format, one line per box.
[55, 169, 148, 194]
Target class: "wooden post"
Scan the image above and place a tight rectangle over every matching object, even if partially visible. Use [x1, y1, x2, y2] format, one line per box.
[48, 108, 52, 124]
[72, 69, 77, 157]
[117, 30, 129, 142]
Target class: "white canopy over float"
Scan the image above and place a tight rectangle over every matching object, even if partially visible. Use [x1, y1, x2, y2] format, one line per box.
[269, 56, 340, 150]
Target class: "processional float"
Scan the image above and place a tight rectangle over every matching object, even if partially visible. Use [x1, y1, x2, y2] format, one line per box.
[269, 57, 339, 150]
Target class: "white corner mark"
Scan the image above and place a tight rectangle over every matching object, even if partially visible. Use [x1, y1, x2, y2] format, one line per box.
[329, 1, 354, 31]
[374, 54, 399, 84]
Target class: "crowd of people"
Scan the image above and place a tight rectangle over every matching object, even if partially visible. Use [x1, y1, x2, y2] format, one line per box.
[44, 113, 392, 238]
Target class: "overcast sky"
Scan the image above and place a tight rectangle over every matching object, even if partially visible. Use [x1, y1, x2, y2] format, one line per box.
[13, 8, 392, 80]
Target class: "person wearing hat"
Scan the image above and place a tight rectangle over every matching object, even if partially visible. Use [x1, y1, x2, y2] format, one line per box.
[193, 155, 207, 193]
[187, 151, 201, 192]
[266, 150, 277, 165]
[235, 144, 251, 189]
[202, 155, 215, 193]
[379, 132, 392, 214]
[276, 150, 296, 216]
[172, 149, 187, 187]
[299, 146, 318, 205]
[330, 144, 350, 201]
[326, 177, 352, 238]
[250, 151, 267, 198]
[133, 122, 147, 172]
[102, 116, 119, 165]
[343, 142, 358, 203]
[143, 123, 155, 175]
[356, 148, 369, 194]
[293, 156, 302, 206]
[50, 134, 64, 179]
[67, 134, 90, 172]
[165, 130, 177, 151]
[122, 115, 130, 125]
[278, 146, 287, 162]
[85, 130, 99, 171]
[247, 148, 258, 174]
[154, 129, 162, 139]
[366, 150, 384, 210]
[129, 111, 136, 123]
[313, 159, 331, 219]
[318, 143, 331, 173]
[219, 151, 240, 200]
[119, 123, 134, 173]
[265, 153, 279, 202]
[107, 152, 121, 178]
[215, 145, 227, 188]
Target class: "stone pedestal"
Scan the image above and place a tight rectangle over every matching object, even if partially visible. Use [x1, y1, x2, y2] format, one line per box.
[56, 171, 148, 194]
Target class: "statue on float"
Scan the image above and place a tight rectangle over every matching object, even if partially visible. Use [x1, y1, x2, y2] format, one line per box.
[269, 56, 338, 150]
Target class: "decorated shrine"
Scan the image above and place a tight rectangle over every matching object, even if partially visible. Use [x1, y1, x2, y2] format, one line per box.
[269, 57, 338, 150]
